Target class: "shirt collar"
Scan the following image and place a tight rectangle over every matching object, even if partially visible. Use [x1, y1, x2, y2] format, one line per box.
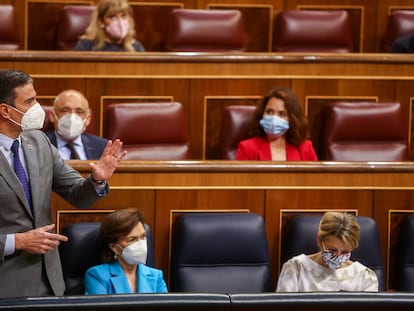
[0, 133, 20, 151]
[55, 131, 83, 148]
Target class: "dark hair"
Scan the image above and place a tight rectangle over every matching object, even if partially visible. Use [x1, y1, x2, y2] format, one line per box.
[249, 87, 309, 146]
[99, 208, 145, 262]
[0, 69, 33, 107]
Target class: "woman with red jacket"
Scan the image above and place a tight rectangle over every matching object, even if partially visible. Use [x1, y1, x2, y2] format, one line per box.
[236, 87, 318, 161]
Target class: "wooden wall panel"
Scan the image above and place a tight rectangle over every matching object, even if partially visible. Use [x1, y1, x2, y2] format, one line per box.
[208, 4, 273, 51]
[204, 96, 260, 159]
[131, 2, 183, 51]
[26, 0, 94, 50]
[48, 161, 414, 291]
[6, 53, 414, 160]
[4, 0, 414, 52]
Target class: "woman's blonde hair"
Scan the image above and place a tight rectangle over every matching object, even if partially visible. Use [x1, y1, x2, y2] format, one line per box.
[81, 0, 136, 51]
[318, 212, 360, 250]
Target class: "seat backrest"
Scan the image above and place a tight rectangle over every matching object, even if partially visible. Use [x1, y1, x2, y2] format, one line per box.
[281, 215, 385, 291]
[323, 102, 409, 161]
[398, 215, 414, 291]
[382, 10, 414, 52]
[0, 5, 21, 50]
[41, 105, 97, 135]
[273, 10, 354, 52]
[170, 212, 272, 293]
[219, 105, 256, 160]
[59, 221, 154, 295]
[56, 5, 95, 50]
[105, 102, 191, 160]
[166, 9, 246, 52]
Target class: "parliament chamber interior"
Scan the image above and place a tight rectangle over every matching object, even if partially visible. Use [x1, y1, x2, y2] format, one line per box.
[2, 0, 414, 309]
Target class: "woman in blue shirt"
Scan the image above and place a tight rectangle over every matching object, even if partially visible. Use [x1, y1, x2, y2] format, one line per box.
[84, 208, 167, 294]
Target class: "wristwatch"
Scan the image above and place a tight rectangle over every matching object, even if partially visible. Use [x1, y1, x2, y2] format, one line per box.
[91, 175, 106, 185]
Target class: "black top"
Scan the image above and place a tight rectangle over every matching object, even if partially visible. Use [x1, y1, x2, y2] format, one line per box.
[75, 39, 145, 51]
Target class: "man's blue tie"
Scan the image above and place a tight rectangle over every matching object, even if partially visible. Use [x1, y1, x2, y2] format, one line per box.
[11, 140, 33, 212]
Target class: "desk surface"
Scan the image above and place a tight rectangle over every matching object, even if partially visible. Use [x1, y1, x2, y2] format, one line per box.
[1, 51, 414, 78]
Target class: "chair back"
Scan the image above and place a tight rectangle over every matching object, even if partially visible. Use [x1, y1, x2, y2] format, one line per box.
[398, 215, 414, 291]
[382, 10, 414, 52]
[323, 102, 409, 161]
[0, 5, 21, 50]
[219, 105, 256, 160]
[281, 215, 385, 291]
[171, 212, 272, 293]
[273, 10, 354, 52]
[59, 221, 154, 295]
[166, 9, 246, 52]
[105, 102, 191, 160]
[56, 5, 95, 50]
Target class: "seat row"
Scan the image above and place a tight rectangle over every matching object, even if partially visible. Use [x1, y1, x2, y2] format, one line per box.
[60, 212, 414, 294]
[42, 101, 410, 162]
[1, 4, 414, 52]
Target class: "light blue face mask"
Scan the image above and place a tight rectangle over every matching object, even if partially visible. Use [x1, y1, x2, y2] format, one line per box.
[259, 115, 289, 136]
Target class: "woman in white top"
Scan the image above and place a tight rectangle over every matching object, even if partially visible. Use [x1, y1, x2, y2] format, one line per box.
[276, 212, 378, 292]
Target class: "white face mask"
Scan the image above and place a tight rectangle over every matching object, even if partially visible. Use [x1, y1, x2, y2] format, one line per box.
[118, 240, 147, 265]
[54, 112, 87, 141]
[8, 102, 45, 131]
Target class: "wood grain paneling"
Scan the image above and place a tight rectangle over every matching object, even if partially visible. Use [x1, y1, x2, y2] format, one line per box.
[48, 160, 414, 291]
[2, 52, 413, 159]
[2, 0, 412, 52]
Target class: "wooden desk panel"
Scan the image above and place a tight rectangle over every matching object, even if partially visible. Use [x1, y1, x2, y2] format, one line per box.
[1, 52, 414, 160]
[51, 161, 414, 291]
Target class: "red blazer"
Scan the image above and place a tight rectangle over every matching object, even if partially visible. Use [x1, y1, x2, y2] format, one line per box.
[236, 136, 318, 161]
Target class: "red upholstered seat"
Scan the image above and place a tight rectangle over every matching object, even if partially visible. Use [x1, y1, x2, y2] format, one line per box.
[105, 102, 191, 160]
[273, 10, 354, 52]
[381, 10, 414, 52]
[219, 105, 255, 160]
[323, 102, 409, 161]
[0, 5, 21, 50]
[166, 9, 246, 52]
[56, 5, 95, 50]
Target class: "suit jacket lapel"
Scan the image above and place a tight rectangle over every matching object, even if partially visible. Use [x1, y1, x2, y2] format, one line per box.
[109, 261, 132, 294]
[21, 136, 39, 218]
[137, 264, 156, 293]
[0, 142, 33, 218]
[81, 135, 94, 159]
[257, 138, 271, 160]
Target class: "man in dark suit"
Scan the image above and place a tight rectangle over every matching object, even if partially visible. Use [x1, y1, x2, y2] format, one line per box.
[0, 69, 126, 298]
[45, 89, 107, 160]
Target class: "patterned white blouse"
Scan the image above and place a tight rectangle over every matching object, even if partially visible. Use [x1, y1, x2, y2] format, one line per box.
[276, 254, 378, 292]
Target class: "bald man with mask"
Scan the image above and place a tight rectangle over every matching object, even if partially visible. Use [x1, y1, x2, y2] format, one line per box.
[45, 89, 107, 160]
